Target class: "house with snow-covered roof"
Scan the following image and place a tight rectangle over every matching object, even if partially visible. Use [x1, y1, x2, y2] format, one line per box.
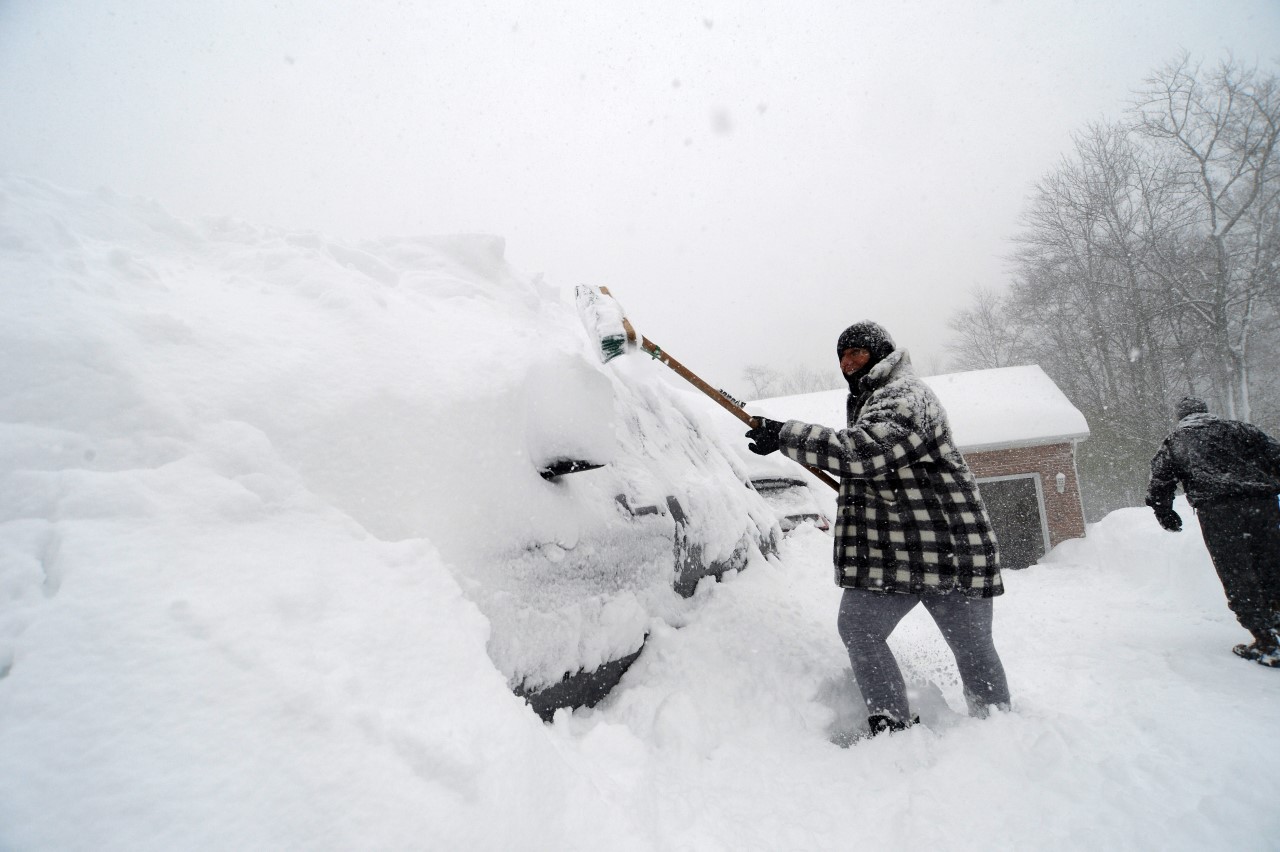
[749, 364, 1090, 570]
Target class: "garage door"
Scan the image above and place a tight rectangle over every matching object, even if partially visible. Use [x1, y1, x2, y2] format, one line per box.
[976, 475, 1049, 571]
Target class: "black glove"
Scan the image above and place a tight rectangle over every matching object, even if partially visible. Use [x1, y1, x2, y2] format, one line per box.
[745, 417, 784, 456]
[1153, 506, 1182, 532]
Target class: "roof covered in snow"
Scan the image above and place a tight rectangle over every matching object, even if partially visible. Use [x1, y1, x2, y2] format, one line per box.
[750, 364, 1090, 453]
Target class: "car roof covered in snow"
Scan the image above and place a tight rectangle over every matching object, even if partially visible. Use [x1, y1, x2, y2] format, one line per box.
[749, 364, 1090, 453]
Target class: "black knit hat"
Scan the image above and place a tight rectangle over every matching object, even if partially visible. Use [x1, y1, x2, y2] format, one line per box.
[836, 321, 895, 362]
[1175, 396, 1208, 420]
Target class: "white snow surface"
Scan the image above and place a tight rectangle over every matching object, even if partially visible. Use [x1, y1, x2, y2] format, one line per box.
[753, 364, 1091, 453]
[3, 177, 1278, 850]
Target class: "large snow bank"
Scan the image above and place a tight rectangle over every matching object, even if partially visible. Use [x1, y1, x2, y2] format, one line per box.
[0, 178, 588, 847]
[0, 176, 776, 696]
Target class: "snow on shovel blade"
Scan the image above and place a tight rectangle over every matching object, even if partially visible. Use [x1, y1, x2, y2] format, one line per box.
[575, 285, 629, 363]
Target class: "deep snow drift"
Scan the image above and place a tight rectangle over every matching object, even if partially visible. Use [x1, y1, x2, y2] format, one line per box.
[2, 177, 1278, 851]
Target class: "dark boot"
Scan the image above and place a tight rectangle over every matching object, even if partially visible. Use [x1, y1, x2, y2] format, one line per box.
[830, 713, 921, 748]
[867, 713, 920, 736]
[1232, 629, 1280, 668]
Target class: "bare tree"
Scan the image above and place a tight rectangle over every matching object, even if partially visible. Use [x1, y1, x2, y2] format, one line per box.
[1132, 55, 1280, 420]
[740, 362, 844, 400]
[740, 364, 780, 399]
[943, 56, 1280, 516]
[944, 286, 1030, 371]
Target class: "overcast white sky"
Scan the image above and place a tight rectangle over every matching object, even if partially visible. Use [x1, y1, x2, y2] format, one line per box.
[3, 1, 1278, 390]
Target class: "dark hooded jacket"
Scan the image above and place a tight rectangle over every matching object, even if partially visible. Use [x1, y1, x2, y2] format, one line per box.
[1147, 412, 1280, 511]
[776, 349, 1003, 597]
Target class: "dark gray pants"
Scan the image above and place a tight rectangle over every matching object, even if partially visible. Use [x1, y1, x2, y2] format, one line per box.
[837, 587, 1010, 723]
[1197, 496, 1280, 636]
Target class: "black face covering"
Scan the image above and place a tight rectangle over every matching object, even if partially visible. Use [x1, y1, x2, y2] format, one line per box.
[836, 321, 895, 391]
[844, 363, 872, 392]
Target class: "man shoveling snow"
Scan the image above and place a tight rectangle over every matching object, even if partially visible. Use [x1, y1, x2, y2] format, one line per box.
[744, 321, 1011, 740]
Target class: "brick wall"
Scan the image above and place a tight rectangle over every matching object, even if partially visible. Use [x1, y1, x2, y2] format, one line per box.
[964, 442, 1086, 547]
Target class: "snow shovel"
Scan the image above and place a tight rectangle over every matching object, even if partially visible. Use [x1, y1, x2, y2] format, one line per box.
[575, 285, 839, 492]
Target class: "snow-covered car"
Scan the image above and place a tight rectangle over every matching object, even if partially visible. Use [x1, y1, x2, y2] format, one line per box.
[496, 364, 782, 719]
[293, 291, 783, 719]
[749, 476, 832, 534]
[700, 398, 836, 536]
[232, 242, 781, 722]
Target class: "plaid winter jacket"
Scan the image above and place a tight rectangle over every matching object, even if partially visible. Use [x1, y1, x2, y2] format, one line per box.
[777, 350, 1003, 597]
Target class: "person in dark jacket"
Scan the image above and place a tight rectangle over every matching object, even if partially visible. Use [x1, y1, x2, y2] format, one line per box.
[745, 321, 1010, 737]
[1146, 396, 1280, 667]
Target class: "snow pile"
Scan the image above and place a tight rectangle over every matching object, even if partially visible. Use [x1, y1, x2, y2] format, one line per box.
[0, 181, 578, 846]
[2, 177, 1278, 850]
[0, 176, 775, 696]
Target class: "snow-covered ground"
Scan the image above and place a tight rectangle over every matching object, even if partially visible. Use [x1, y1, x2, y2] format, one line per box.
[3, 177, 1278, 851]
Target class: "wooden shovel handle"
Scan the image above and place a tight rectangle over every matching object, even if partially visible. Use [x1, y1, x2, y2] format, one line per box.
[630, 325, 756, 426]
[599, 289, 840, 492]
